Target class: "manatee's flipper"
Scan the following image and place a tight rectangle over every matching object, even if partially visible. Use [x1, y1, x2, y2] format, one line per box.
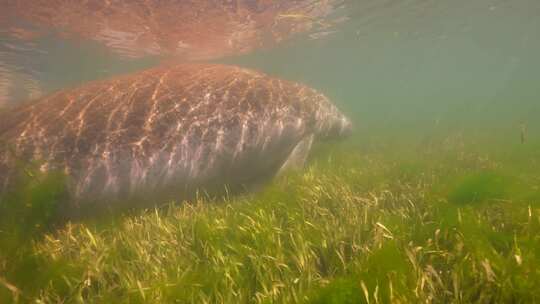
[278, 134, 314, 175]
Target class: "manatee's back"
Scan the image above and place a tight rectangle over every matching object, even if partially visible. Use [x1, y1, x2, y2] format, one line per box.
[0, 110, 7, 194]
[0, 63, 336, 205]
[0, 106, 23, 195]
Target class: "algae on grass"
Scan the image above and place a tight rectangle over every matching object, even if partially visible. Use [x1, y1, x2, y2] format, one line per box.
[309, 277, 365, 304]
[447, 171, 511, 205]
[0, 163, 76, 303]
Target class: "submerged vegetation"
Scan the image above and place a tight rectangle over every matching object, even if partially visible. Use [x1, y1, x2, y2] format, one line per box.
[1, 130, 539, 303]
[1, 0, 539, 303]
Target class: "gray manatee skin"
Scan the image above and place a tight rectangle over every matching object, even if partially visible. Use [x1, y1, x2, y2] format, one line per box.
[0, 63, 350, 209]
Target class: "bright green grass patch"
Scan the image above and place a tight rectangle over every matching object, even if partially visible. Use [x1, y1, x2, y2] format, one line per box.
[1, 134, 540, 303]
[309, 277, 364, 304]
[447, 171, 510, 205]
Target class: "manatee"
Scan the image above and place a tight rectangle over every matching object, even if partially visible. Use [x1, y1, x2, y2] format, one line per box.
[0, 63, 350, 211]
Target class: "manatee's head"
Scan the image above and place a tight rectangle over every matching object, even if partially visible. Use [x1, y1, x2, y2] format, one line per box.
[311, 93, 352, 139]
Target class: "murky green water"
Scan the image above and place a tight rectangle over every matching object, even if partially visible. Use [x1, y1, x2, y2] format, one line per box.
[226, 0, 540, 136]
